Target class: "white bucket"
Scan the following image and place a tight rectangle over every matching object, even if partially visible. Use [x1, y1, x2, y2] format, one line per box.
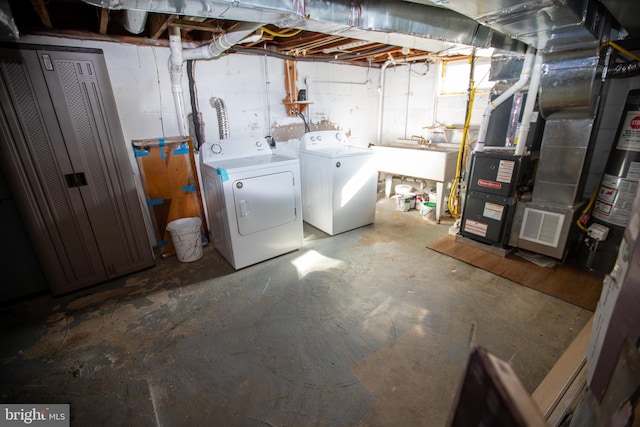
[395, 184, 413, 196]
[166, 217, 203, 262]
[419, 202, 437, 221]
[395, 194, 411, 212]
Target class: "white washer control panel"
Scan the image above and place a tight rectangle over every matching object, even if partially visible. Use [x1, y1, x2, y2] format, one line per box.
[301, 130, 347, 149]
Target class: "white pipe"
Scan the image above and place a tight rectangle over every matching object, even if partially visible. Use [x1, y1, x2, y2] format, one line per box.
[182, 22, 262, 61]
[515, 52, 544, 156]
[169, 27, 188, 136]
[168, 22, 263, 137]
[377, 54, 435, 145]
[475, 45, 536, 152]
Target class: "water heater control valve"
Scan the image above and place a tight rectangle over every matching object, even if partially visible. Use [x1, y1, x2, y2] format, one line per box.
[587, 223, 609, 241]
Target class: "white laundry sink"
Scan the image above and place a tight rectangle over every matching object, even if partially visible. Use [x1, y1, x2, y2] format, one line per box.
[371, 142, 459, 222]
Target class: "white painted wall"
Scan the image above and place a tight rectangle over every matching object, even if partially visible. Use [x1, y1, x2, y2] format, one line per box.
[18, 35, 486, 244]
[379, 61, 438, 143]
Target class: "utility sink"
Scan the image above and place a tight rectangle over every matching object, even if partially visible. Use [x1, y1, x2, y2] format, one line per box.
[371, 141, 459, 222]
[384, 139, 460, 153]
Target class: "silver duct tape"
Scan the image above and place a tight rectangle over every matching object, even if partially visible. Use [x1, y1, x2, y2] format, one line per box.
[539, 48, 602, 119]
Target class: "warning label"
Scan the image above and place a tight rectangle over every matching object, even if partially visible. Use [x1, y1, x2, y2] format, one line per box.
[592, 173, 639, 227]
[497, 160, 515, 183]
[477, 179, 502, 190]
[616, 110, 640, 152]
[464, 219, 488, 237]
[483, 202, 504, 221]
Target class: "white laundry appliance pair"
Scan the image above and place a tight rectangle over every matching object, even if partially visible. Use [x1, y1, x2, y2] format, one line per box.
[299, 131, 378, 235]
[200, 137, 303, 269]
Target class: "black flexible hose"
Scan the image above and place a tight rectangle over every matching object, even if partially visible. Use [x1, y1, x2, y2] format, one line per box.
[607, 60, 640, 79]
[295, 111, 310, 132]
[186, 60, 204, 150]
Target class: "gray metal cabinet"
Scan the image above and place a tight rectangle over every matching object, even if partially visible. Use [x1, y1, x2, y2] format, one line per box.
[0, 44, 154, 295]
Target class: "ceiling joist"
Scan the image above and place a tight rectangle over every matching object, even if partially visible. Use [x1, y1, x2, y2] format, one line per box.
[30, 0, 52, 29]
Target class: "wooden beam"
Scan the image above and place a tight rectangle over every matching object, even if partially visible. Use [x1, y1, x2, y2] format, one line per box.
[99, 8, 109, 35]
[30, 0, 53, 29]
[168, 19, 224, 34]
[148, 14, 177, 40]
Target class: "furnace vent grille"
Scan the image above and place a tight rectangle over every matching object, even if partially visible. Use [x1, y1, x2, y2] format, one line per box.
[519, 208, 565, 248]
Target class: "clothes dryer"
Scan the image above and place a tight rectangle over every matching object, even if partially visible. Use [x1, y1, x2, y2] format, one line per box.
[299, 131, 377, 235]
[200, 137, 303, 269]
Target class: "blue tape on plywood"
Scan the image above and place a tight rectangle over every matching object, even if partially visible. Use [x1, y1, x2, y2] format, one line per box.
[147, 198, 164, 206]
[133, 148, 149, 157]
[159, 138, 165, 160]
[174, 143, 188, 155]
[182, 185, 196, 192]
[216, 168, 229, 182]
[157, 239, 169, 247]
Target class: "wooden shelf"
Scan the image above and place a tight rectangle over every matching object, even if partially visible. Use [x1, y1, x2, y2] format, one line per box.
[282, 59, 313, 116]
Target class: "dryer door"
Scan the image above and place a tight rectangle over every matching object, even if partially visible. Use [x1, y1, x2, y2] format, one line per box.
[233, 171, 297, 235]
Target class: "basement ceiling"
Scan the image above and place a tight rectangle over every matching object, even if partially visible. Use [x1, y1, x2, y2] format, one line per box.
[4, 0, 516, 66]
[4, 0, 640, 67]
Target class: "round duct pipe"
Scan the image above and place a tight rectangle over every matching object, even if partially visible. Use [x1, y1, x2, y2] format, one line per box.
[123, 10, 148, 34]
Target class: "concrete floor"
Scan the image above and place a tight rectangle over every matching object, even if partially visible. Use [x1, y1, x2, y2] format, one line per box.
[0, 193, 592, 426]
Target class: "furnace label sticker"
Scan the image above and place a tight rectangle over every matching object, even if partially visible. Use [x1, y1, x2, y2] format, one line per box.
[616, 110, 640, 152]
[477, 179, 502, 190]
[496, 160, 515, 183]
[463, 219, 488, 237]
[483, 202, 504, 221]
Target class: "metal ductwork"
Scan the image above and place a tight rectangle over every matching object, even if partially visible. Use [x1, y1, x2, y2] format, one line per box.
[297, 0, 527, 54]
[599, 0, 639, 39]
[82, 0, 302, 28]
[123, 10, 148, 34]
[83, 0, 527, 55]
[406, 0, 615, 53]
[0, 0, 18, 39]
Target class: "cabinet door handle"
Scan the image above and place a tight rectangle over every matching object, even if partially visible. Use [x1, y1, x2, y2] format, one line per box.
[64, 172, 87, 188]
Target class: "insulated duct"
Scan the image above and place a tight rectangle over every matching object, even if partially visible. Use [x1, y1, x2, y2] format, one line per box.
[123, 10, 148, 34]
[406, 0, 614, 52]
[83, 0, 527, 55]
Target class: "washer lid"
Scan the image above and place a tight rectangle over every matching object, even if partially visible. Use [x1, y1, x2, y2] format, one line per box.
[300, 145, 375, 159]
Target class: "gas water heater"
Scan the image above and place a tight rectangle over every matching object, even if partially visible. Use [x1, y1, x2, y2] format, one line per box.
[586, 90, 640, 274]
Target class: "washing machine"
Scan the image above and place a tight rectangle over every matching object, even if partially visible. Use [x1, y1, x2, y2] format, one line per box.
[200, 137, 303, 269]
[299, 130, 378, 235]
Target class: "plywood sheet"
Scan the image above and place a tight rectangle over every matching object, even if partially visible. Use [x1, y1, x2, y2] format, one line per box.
[133, 136, 208, 257]
[427, 235, 603, 311]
